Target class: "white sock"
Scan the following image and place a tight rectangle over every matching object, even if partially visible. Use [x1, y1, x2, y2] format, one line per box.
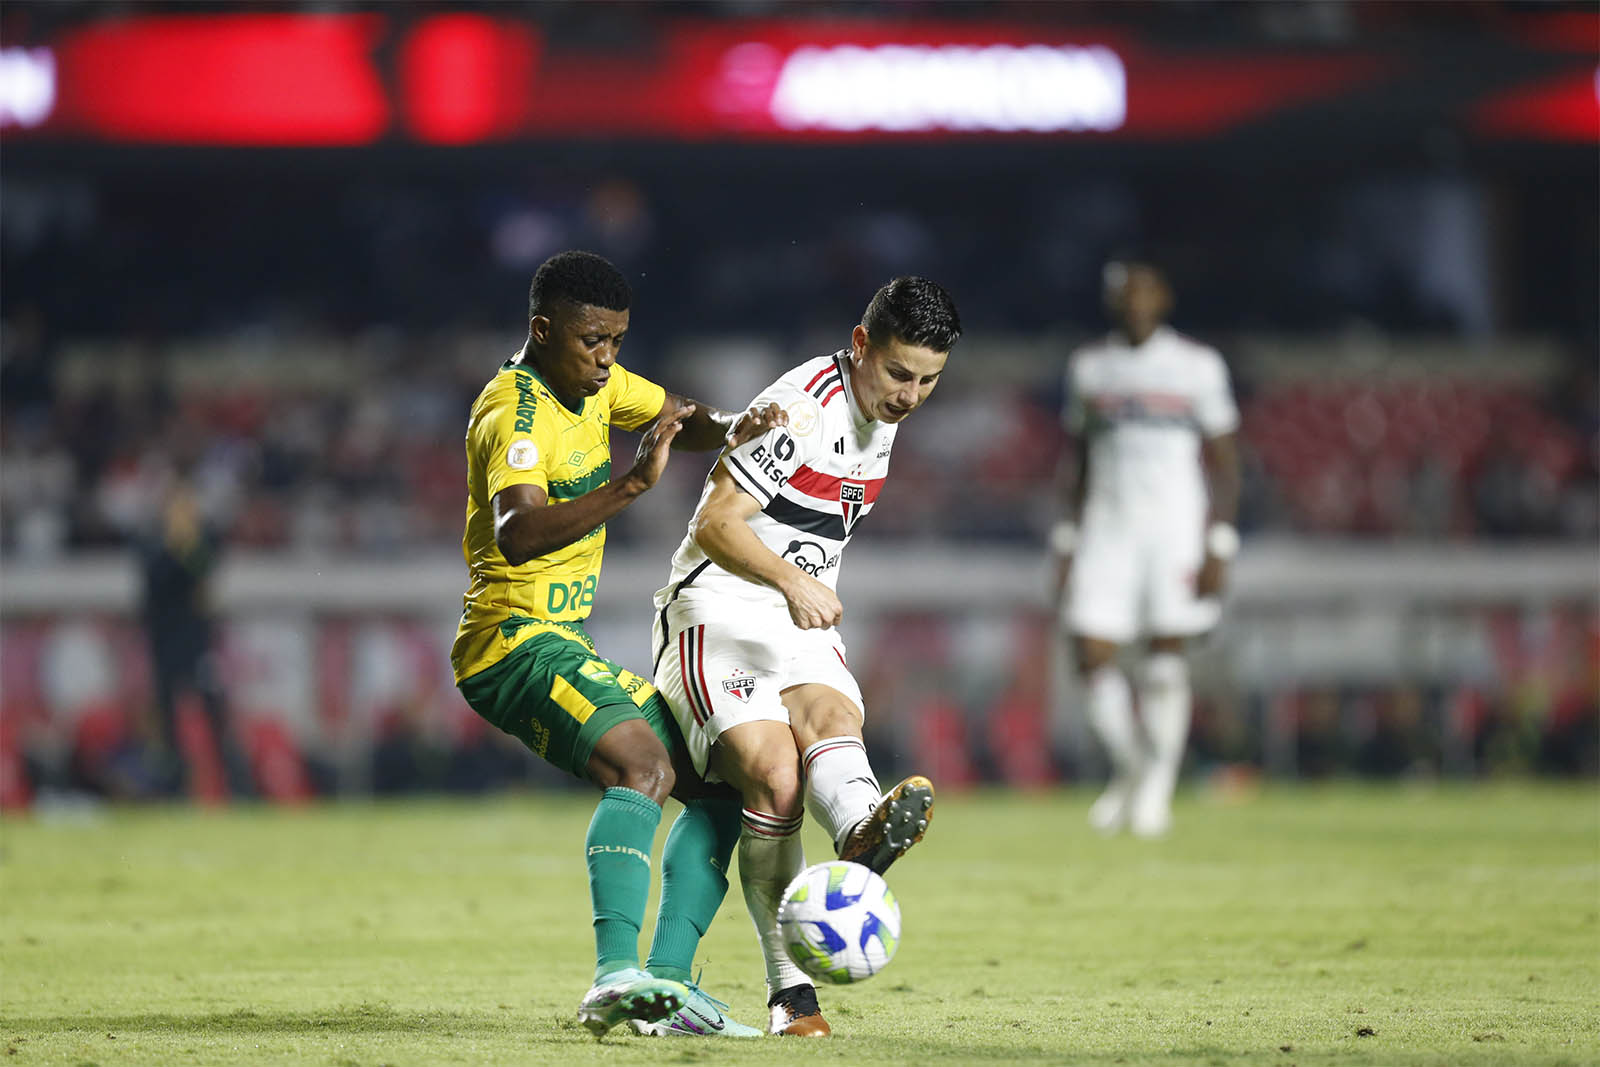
[738, 808, 810, 999]
[1084, 664, 1143, 778]
[1137, 653, 1191, 783]
[801, 736, 881, 852]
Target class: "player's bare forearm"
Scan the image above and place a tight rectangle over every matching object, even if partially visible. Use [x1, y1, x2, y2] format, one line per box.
[1202, 432, 1241, 526]
[662, 393, 735, 451]
[492, 480, 645, 565]
[1049, 441, 1088, 602]
[1058, 439, 1088, 524]
[1195, 431, 1242, 596]
[690, 466, 794, 591]
[661, 393, 787, 451]
[691, 464, 841, 628]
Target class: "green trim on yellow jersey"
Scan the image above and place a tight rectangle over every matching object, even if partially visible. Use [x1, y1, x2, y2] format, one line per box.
[548, 460, 613, 501]
[504, 356, 584, 415]
[498, 614, 597, 651]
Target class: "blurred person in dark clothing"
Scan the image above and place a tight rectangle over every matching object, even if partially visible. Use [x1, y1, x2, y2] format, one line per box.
[138, 479, 249, 797]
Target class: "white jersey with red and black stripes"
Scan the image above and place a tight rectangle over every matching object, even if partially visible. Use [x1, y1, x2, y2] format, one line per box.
[1064, 325, 1238, 522]
[1062, 325, 1238, 642]
[656, 349, 895, 617]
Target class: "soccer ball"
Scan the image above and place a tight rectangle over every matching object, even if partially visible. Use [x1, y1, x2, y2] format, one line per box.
[777, 861, 901, 984]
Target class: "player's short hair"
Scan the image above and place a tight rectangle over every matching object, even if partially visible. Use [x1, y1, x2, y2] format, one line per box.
[862, 277, 962, 353]
[1102, 253, 1168, 297]
[528, 250, 632, 320]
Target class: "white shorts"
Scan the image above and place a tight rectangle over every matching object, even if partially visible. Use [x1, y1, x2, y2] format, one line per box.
[651, 602, 864, 780]
[1065, 516, 1220, 644]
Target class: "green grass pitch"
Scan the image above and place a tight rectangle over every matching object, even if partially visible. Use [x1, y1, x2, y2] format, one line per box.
[2, 783, 1596, 1066]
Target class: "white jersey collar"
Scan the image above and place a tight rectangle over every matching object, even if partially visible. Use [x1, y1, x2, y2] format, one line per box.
[1113, 324, 1175, 353]
[836, 349, 873, 428]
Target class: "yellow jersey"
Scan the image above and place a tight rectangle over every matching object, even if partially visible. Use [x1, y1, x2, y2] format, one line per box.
[450, 354, 666, 682]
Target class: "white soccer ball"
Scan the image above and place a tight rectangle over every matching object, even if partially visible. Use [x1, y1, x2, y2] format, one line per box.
[777, 860, 901, 984]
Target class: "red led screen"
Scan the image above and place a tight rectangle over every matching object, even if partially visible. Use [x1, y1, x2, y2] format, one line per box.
[0, 13, 1591, 147]
[399, 15, 541, 145]
[1474, 67, 1600, 143]
[49, 14, 389, 145]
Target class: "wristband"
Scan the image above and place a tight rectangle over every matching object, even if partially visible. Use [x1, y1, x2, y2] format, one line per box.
[1206, 522, 1240, 560]
[1049, 521, 1078, 555]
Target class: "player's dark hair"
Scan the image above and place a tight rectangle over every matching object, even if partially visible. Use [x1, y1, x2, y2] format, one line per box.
[1102, 251, 1169, 293]
[861, 276, 962, 353]
[528, 250, 632, 320]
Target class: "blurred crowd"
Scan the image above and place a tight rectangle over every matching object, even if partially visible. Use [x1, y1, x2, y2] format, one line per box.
[4, 135, 1594, 556]
[2, 311, 1594, 558]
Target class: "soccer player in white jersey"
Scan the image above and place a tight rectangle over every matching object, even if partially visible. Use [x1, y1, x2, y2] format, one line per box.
[1052, 258, 1241, 838]
[646, 277, 961, 1037]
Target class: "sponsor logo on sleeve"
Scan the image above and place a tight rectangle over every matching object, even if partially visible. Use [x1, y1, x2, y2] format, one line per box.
[506, 439, 539, 470]
[748, 432, 796, 487]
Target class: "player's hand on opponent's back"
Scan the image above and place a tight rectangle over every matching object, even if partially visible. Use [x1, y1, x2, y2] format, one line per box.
[1195, 553, 1228, 598]
[779, 570, 844, 630]
[625, 404, 695, 492]
[726, 402, 787, 449]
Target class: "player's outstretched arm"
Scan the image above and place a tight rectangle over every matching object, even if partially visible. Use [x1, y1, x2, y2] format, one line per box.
[690, 463, 843, 630]
[656, 392, 788, 452]
[492, 405, 692, 565]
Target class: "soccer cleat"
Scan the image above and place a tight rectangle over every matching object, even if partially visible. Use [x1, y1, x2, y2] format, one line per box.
[576, 968, 688, 1036]
[1087, 773, 1139, 836]
[1128, 765, 1176, 838]
[629, 980, 763, 1037]
[838, 775, 934, 875]
[768, 983, 831, 1037]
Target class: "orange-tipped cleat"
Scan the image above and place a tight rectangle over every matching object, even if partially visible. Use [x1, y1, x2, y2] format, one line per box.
[768, 983, 831, 1037]
[838, 775, 934, 875]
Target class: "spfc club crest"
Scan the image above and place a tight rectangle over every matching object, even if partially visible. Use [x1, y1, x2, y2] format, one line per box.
[722, 672, 756, 703]
[840, 480, 867, 534]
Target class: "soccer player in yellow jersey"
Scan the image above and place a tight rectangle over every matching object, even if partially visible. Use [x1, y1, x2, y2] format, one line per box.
[452, 251, 782, 1037]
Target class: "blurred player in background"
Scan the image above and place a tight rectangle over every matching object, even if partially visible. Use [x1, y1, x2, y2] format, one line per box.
[450, 251, 783, 1036]
[1052, 258, 1241, 837]
[647, 277, 961, 1036]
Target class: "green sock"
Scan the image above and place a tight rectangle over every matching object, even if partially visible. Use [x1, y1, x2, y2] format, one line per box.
[644, 795, 742, 982]
[586, 786, 662, 982]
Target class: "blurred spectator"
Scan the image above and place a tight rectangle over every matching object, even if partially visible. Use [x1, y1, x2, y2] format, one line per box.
[138, 478, 249, 797]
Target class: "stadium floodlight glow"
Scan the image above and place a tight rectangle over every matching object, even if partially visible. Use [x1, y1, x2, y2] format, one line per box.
[0, 47, 56, 128]
[768, 43, 1125, 133]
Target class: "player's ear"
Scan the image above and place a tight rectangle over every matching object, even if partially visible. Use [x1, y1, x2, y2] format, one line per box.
[529, 315, 551, 346]
[851, 324, 870, 361]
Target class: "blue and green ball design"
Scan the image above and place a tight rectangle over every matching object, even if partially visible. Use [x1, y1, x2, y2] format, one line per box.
[778, 861, 902, 984]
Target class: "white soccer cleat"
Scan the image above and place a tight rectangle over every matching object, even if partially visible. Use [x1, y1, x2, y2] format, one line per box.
[1128, 765, 1176, 838]
[1087, 773, 1138, 835]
